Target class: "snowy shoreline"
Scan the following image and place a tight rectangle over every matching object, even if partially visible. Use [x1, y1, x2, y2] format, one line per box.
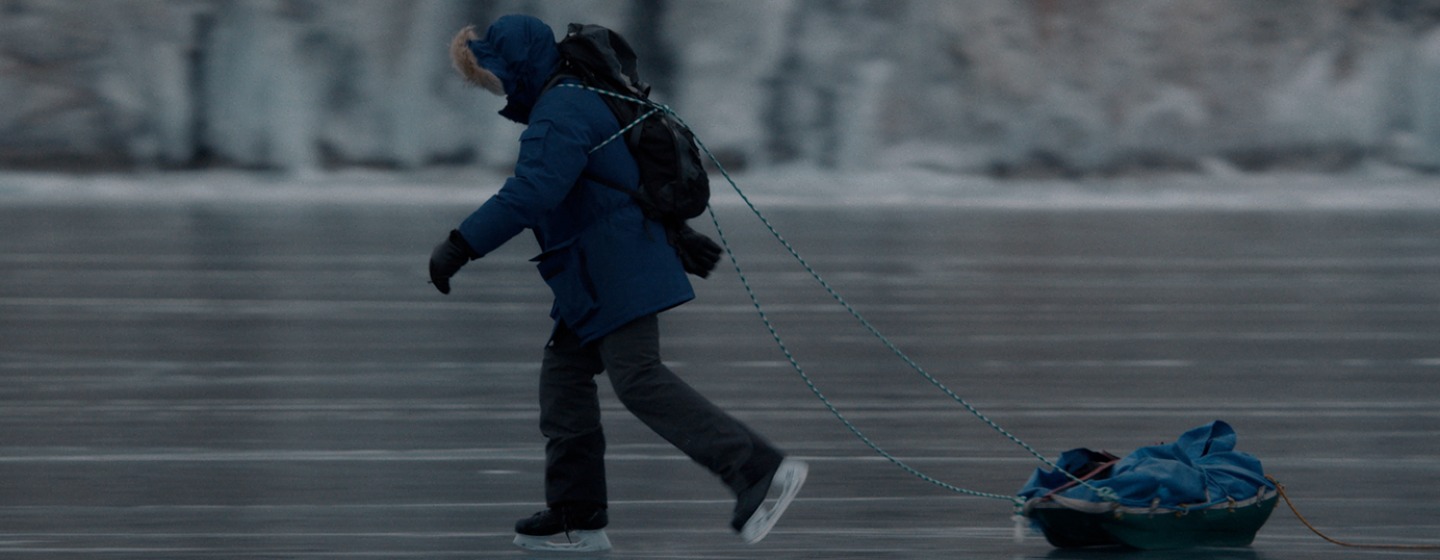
[2, 166, 1439, 211]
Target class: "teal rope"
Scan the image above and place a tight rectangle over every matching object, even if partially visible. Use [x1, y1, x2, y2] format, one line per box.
[703, 198, 1025, 506]
[560, 82, 1118, 505]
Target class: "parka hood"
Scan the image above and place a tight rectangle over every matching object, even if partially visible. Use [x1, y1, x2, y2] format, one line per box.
[455, 15, 560, 124]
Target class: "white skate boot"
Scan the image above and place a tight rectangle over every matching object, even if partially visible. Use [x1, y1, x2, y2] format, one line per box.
[732, 458, 808, 544]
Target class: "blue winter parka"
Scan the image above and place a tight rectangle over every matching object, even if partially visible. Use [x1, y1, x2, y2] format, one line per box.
[455, 15, 694, 345]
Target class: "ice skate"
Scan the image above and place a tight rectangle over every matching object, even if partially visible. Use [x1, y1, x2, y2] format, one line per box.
[732, 458, 808, 544]
[512, 507, 613, 553]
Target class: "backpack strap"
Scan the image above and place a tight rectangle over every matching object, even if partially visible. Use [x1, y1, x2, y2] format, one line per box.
[540, 71, 579, 96]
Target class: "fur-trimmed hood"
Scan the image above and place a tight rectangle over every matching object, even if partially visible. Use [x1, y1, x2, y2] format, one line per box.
[449, 15, 560, 124]
[450, 25, 503, 95]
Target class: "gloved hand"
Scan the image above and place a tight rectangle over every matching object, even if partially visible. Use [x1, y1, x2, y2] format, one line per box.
[671, 224, 723, 278]
[429, 230, 478, 295]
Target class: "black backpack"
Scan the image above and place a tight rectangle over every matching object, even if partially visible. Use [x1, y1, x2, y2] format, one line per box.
[546, 23, 720, 277]
[547, 24, 711, 224]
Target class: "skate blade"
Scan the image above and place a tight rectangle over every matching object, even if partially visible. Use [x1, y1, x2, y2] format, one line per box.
[740, 458, 808, 544]
[513, 529, 612, 553]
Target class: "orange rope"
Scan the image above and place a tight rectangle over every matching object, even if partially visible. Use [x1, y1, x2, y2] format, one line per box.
[1267, 476, 1440, 551]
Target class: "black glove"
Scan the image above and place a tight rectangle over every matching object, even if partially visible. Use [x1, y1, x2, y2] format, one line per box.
[670, 223, 723, 278]
[429, 230, 477, 295]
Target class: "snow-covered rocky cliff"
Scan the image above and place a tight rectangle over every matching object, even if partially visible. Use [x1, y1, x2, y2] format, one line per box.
[6, 0, 1440, 175]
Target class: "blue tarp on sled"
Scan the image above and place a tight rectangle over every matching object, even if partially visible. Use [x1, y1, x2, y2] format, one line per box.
[1018, 420, 1278, 549]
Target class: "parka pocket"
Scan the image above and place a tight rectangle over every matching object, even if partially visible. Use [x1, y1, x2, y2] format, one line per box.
[531, 239, 600, 324]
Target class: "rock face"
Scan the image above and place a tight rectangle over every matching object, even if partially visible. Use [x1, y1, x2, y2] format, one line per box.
[6, 0, 1440, 174]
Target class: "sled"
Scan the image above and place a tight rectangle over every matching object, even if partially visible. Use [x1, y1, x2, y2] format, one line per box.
[1018, 420, 1277, 550]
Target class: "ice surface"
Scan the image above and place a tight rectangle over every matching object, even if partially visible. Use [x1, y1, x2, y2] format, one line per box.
[2, 181, 1437, 558]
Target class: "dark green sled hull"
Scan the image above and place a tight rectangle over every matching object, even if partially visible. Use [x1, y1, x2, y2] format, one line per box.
[1027, 495, 1278, 550]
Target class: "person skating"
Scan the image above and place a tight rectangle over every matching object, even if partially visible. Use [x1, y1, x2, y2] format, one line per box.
[429, 14, 807, 553]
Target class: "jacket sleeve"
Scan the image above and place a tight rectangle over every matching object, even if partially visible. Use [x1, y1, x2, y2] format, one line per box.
[456, 96, 595, 258]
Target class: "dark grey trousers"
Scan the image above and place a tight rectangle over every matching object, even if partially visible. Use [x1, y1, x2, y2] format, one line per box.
[539, 314, 784, 508]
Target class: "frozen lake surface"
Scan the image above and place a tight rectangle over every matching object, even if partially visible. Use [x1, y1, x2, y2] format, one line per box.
[1, 171, 1438, 558]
